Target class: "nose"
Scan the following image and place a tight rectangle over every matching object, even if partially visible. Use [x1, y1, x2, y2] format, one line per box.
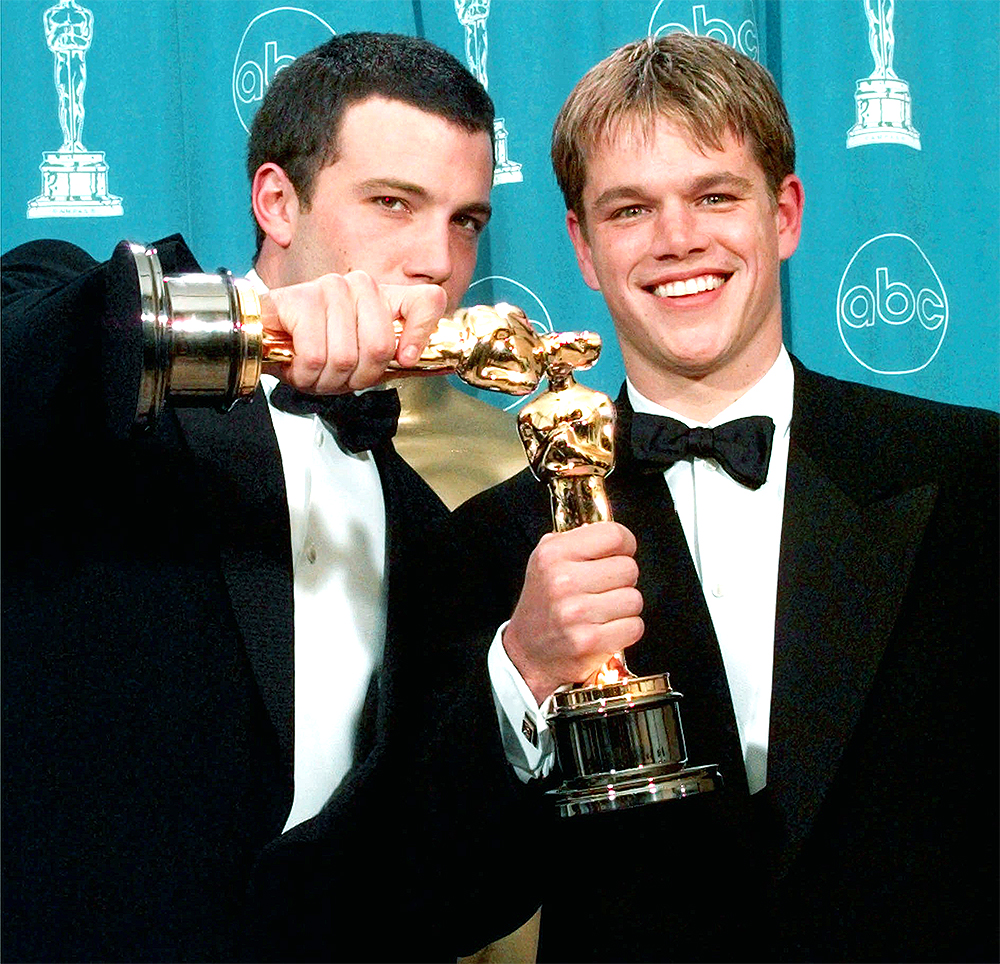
[651, 202, 709, 261]
[403, 218, 453, 287]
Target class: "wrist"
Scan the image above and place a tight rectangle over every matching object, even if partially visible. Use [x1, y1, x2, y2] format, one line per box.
[500, 625, 556, 707]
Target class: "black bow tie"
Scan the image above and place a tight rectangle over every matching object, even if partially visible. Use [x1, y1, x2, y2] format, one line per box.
[269, 384, 401, 453]
[631, 413, 776, 490]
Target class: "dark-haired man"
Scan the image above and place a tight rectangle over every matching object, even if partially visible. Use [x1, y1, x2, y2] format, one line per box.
[2, 32, 531, 962]
[454, 34, 998, 962]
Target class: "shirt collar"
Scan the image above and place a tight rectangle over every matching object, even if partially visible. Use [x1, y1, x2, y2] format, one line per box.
[626, 345, 794, 439]
[244, 269, 280, 400]
[246, 266, 268, 294]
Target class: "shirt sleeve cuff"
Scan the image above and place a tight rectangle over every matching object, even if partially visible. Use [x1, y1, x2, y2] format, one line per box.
[487, 623, 556, 783]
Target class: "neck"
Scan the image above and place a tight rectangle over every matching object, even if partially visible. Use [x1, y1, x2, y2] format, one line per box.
[629, 347, 782, 422]
[253, 243, 288, 289]
[546, 370, 575, 392]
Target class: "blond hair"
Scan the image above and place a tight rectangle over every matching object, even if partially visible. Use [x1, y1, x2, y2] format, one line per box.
[551, 34, 795, 221]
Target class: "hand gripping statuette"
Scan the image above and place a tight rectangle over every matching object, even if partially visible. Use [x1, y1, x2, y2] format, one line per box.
[518, 337, 721, 817]
[126, 242, 549, 429]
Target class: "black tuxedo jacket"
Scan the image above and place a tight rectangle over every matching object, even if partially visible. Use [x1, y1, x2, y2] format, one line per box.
[1, 237, 531, 962]
[451, 361, 998, 962]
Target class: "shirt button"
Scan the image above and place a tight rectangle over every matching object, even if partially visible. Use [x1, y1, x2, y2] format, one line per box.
[711, 581, 725, 598]
[704, 458, 719, 471]
[305, 543, 318, 564]
[315, 432, 325, 448]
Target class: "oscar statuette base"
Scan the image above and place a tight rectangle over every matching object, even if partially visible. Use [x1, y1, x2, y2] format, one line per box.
[545, 673, 722, 818]
[27, 151, 123, 218]
[846, 77, 921, 150]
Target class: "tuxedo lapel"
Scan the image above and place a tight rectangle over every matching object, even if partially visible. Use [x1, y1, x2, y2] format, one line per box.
[174, 393, 295, 770]
[370, 444, 407, 744]
[768, 363, 937, 872]
[372, 443, 450, 740]
[613, 394, 748, 795]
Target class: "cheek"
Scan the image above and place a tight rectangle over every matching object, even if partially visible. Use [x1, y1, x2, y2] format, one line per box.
[749, 228, 781, 284]
[720, 219, 760, 255]
[345, 229, 405, 278]
[590, 242, 631, 292]
[443, 240, 479, 306]
[307, 214, 357, 268]
[453, 238, 479, 279]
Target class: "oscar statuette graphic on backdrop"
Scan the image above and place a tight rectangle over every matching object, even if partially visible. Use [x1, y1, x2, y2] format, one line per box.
[454, 0, 522, 185]
[847, 0, 921, 149]
[27, 0, 122, 218]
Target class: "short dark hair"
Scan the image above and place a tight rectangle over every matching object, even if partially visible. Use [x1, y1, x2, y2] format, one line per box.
[247, 31, 494, 255]
[552, 34, 795, 225]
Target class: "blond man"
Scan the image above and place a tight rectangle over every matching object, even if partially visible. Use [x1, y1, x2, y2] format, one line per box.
[455, 35, 997, 962]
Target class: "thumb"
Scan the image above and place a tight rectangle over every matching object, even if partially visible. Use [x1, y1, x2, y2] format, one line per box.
[382, 283, 448, 366]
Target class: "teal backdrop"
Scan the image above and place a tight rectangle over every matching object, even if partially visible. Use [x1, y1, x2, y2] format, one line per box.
[3, 0, 997, 412]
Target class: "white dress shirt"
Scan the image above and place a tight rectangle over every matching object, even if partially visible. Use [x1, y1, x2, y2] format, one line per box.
[490, 348, 794, 794]
[246, 271, 388, 832]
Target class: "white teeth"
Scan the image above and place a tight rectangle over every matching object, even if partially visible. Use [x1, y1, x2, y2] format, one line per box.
[651, 275, 725, 298]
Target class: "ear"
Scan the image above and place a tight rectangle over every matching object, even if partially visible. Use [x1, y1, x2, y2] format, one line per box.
[775, 173, 804, 262]
[251, 163, 299, 249]
[566, 210, 601, 292]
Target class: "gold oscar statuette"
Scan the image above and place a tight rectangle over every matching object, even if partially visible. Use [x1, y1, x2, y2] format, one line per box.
[518, 334, 722, 817]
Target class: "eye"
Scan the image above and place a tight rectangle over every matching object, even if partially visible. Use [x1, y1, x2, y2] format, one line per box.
[453, 213, 486, 235]
[700, 193, 737, 206]
[610, 204, 647, 220]
[374, 196, 408, 212]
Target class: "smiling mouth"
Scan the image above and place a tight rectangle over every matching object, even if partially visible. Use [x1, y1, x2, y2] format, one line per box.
[648, 274, 728, 298]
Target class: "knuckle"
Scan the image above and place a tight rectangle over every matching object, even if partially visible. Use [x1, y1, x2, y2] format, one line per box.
[563, 626, 584, 655]
[628, 617, 645, 644]
[561, 597, 586, 625]
[347, 269, 376, 287]
[555, 597, 582, 631]
[623, 558, 640, 585]
[572, 625, 598, 653]
[534, 540, 562, 571]
[296, 347, 327, 372]
[370, 334, 396, 365]
[426, 284, 447, 313]
[321, 273, 350, 298]
[325, 345, 357, 376]
[551, 569, 573, 595]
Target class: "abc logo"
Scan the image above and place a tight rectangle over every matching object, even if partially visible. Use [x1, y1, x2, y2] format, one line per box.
[648, 2, 759, 60]
[232, 7, 335, 133]
[837, 233, 948, 375]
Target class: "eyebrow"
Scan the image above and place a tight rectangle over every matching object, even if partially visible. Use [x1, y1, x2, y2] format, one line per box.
[356, 177, 429, 198]
[591, 171, 756, 210]
[689, 171, 756, 195]
[356, 177, 492, 221]
[591, 185, 648, 210]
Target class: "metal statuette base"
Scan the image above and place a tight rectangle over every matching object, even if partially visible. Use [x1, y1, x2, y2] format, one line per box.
[131, 243, 273, 428]
[547, 674, 721, 818]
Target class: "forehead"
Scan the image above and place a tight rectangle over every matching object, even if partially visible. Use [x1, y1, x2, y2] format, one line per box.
[323, 96, 493, 198]
[336, 96, 486, 155]
[581, 114, 759, 190]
